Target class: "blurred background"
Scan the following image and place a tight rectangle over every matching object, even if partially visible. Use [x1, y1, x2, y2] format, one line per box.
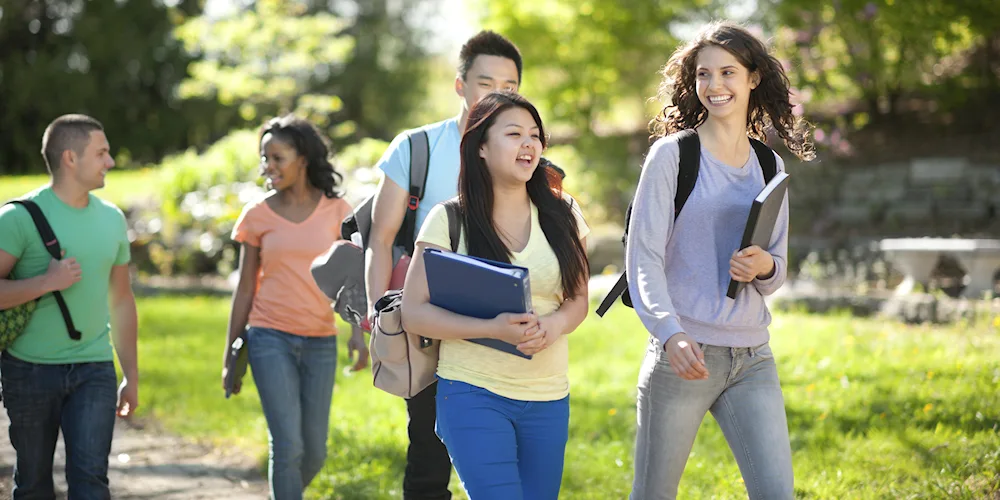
[1, 0, 998, 296]
[2, 3, 999, 498]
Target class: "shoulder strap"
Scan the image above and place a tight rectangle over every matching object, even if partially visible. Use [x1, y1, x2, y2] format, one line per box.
[442, 200, 461, 253]
[673, 129, 701, 220]
[4, 200, 82, 340]
[397, 129, 430, 256]
[749, 137, 777, 183]
[7, 200, 61, 260]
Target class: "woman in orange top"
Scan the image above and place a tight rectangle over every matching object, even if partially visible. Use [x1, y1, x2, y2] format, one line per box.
[222, 115, 364, 500]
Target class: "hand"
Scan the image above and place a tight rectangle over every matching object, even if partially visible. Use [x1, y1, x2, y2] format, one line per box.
[221, 366, 242, 395]
[44, 252, 82, 292]
[347, 328, 369, 371]
[664, 333, 709, 380]
[492, 312, 542, 346]
[729, 245, 774, 283]
[517, 313, 565, 356]
[117, 377, 138, 418]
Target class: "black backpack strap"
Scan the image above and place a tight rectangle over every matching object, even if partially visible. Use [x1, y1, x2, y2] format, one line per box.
[397, 129, 430, 256]
[749, 137, 777, 183]
[5, 200, 82, 340]
[596, 129, 702, 317]
[673, 129, 701, 219]
[442, 200, 461, 253]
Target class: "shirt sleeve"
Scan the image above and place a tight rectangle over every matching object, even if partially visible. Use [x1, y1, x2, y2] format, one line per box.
[625, 137, 686, 345]
[232, 202, 262, 247]
[752, 153, 789, 296]
[414, 203, 451, 250]
[331, 198, 353, 240]
[375, 132, 413, 191]
[0, 203, 27, 260]
[113, 207, 131, 266]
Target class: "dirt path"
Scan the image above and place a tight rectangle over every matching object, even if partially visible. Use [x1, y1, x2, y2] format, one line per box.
[0, 409, 268, 499]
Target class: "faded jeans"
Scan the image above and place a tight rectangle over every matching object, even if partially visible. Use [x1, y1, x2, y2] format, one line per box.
[630, 338, 794, 500]
[247, 327, 338, 500]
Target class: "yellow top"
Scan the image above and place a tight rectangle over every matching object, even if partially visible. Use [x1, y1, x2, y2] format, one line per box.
[415, 195, 589, 401]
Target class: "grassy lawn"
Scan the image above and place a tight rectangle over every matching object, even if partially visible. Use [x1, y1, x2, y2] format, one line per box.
[0, 169, 159, 206]
[134, 296, 1000, 499]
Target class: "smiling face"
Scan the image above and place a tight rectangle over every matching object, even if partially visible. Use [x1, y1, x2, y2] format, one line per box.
[478, 107, 543, 186]
[259, 133, 308, 192]
[456, 54, 520, 115]
[695, 44, 759, 124]
[68, 130, 115, 190]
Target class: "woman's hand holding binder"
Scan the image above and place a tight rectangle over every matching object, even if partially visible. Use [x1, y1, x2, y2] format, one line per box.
[491, 311, 541, 346]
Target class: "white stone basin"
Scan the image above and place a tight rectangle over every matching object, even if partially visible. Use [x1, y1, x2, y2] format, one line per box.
[879, 238, 1000, 298]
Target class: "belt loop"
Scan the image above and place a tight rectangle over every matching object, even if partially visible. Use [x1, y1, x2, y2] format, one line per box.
[750, 346, 756, 358]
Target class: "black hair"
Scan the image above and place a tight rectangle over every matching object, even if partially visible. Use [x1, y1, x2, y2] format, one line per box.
[258, 115, 344, 198]
[458, 30, 523, 84]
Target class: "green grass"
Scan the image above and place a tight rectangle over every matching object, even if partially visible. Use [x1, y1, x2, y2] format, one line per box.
[0, 169, 160, 205]
[134, 296, 1000, 499]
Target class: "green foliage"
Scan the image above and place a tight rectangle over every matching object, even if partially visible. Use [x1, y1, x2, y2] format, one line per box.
[139, 130, 263, 276]
[0, 0, 234, 174]
[762, 0, 1000, 119]
[175, 0, 353, 129]
[134, 296, 1000, 499]
[174, 0, 434, 145]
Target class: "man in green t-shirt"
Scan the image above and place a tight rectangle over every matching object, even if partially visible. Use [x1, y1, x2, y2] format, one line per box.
[0, 114, 138, 499]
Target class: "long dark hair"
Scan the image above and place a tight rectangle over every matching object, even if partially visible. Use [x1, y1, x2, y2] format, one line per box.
[650, 21, 815, 161]
[258, 115, 344, 198]
[459, 91, 589, 299]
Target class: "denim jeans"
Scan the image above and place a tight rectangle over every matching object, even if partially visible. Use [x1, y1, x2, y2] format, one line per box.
[436, 379, 569, 500]
[404, 381, 452, 500]
[630, 339, 794, 500]
[247, 327, 338, 500]
[0, 351, 118, 500]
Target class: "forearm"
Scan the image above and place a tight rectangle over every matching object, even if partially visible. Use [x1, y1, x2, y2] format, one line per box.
[365, 241, 393, 314]
[110, 299, 139, 380]
[224, 286, 254, 362]
[548, 291, 589, 336]
[401, 301, 497, 341]
[0, 275, 53, 309]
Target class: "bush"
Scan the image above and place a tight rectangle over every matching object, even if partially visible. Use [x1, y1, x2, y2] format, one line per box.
[129, 129, 389, 277]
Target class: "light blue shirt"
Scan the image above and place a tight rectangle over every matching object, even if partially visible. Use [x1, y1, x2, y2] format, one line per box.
[376, 117, 462, 240]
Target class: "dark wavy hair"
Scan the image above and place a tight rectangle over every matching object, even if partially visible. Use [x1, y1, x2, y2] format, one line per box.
[650, 21, 815, 161]
[459, 91, 589, 299]
[258, 115, 344, 198]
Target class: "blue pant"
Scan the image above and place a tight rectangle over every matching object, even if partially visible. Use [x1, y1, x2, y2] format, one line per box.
[0, 351, 118, 500]
[247, 327, 338, 500]
[435, 378, 569, 500]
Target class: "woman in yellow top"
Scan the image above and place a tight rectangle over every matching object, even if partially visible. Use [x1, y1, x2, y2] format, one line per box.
[401, 90, 590, 500]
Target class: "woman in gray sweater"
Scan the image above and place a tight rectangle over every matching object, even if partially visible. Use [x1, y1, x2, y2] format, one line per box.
[627, 22, 815, 500]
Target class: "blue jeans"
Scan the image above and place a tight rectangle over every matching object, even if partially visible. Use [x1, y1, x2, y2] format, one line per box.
[0, 351, 118, 500]
[435, 379, 569, 500]
[630, 339, 794, 500]
[247, 327, 338, 500]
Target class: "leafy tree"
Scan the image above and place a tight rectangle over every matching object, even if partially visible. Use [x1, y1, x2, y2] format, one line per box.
[0, 0, 219, 174]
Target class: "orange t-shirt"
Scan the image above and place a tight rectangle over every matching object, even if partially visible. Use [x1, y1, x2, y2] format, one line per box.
[232, 194, 353, 337]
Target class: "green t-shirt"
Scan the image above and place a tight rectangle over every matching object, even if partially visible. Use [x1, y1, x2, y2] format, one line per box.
[0, 187, 131, 364]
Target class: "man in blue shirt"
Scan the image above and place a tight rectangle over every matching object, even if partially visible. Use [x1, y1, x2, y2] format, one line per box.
[365, 31, 523, 499]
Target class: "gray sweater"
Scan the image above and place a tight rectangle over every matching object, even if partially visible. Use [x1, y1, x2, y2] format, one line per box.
[625, 134, 789, 348]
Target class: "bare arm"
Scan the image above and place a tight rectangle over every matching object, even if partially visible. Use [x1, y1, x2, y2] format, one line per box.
[0, 249, 80, 309]
[224, 244, 260, 363]
[365, 175, 408, 318]
[400, 241, 539, 344]
[109, 264, 139, 416]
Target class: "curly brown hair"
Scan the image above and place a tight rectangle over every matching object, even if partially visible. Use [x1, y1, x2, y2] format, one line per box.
[650, 21, 815, 161]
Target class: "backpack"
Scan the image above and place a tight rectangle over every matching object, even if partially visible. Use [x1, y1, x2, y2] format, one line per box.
[0, 200, 82, 350]
[313, 129, 430, 329]
[369, 199, 461, 399]
[595, 130, 777, 317]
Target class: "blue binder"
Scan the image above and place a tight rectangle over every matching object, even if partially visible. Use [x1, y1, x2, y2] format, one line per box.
[423, 248, 533, 359]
